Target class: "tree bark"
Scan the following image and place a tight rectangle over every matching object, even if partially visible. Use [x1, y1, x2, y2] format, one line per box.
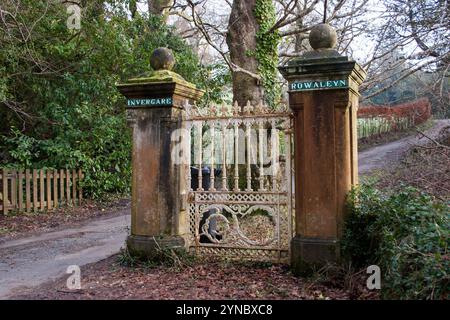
[226, 0, 264, 106]
[129, 0, 137, 18]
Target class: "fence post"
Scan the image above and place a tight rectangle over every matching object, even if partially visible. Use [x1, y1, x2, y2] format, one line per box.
[2, 169, 8, 215]
[59, 169, 64, 204]
[39, 169, 45, 211]
[33, 169, 38, 212]
[18, 169, 23, 211]
[11, 171, 17, 211]
[66, 169, 71, 206]
[279, 24, 366, 274]
[53, 169, 58, 208]
[117, 48, 204, 258]
[25, 169, 31, 212]
[78, 169, 83, 204]
[46, 170, 52, 210]
[72, 169, 77, 205]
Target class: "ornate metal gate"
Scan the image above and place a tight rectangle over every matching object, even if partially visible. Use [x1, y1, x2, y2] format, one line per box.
[183, 101, 294, 262]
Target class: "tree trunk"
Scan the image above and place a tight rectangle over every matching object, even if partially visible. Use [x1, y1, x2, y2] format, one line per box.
[129, 0, 137, 18]
[226, 0, 264, 106]
[148, 0, 174, 22]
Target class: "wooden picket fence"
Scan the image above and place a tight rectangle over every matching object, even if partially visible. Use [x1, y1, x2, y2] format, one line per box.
[0, 168, 83, 215]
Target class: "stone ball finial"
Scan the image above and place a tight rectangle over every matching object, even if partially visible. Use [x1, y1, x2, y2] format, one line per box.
[309, 24, 337, 50]
[150, 47, 175, 71]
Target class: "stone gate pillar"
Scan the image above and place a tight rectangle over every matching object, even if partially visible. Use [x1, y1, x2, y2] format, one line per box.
[279, 24, 366, 273]
[117, 48, 203, 258]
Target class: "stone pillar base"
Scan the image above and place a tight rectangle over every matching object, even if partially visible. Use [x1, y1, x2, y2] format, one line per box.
[127, 235, 186, 259]
[291, 236, 340, 275]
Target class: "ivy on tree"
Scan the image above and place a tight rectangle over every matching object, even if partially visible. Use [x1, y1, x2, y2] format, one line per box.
[254, 0, 281, 108]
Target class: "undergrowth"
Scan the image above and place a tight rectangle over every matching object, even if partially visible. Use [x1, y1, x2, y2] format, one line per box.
[342, 183, 449, 299]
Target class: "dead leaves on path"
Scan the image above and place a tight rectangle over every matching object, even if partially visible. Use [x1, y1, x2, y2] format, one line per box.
[0, 198, 129, 239]
[13, 256, 378, 300]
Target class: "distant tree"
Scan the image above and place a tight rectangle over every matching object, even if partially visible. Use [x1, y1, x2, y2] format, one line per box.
[362, 0, 449, 101]
[176, 0, 370, 106]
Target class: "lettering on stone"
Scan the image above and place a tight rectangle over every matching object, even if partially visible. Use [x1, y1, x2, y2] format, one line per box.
[289, 79, 348, 91]
[127, 97, 173, 107]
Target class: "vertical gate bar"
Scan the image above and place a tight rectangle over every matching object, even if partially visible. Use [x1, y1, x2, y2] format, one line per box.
[25, 169, 31, 212]
[277, 193, 281, 262]
[221, 120, 228, 191]
[210, 121, 215, 191]
[195, 203, 200, 248]
[187, 122, 192, 191]
[258, 121, 265, 191]
[18, 169, 23, 211]
[271, 120, 279, 192]
[185, 121, 193, 251]
[233, 122, 239, 191]
[245, 122, 252, 191]
[196, 121, 203, 191]
[285, 125, 293, 250]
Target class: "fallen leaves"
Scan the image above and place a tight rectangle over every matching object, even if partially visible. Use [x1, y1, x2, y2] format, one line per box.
[12, 255, 379, 300]
[0, 198, 130, 240]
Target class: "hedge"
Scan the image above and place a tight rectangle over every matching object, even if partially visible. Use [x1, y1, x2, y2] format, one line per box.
[358, 98, 432, 128]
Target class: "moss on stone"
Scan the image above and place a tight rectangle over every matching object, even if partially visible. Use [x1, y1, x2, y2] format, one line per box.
[118, 70, 198, 89]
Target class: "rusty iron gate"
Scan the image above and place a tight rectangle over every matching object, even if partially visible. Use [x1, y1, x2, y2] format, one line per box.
[183, 101, 294, 262]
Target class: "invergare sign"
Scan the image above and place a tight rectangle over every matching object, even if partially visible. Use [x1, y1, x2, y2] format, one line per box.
[290, 79, 348, 91]
[127, 97, 173, 107]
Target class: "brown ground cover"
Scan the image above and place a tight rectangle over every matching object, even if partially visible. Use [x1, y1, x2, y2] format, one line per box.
[12, 254, 378, 300]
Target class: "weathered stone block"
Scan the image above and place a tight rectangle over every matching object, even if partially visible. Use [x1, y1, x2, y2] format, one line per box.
[279, 24, 366, 273]
[116, 48, 204, 259]
[290, 236, 340, 276]
[127, 235, 186, 259]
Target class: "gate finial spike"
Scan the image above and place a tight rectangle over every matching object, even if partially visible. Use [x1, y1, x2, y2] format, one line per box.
[210, 104, 217, 116]
[183, 100, 192, 118]
[233, 101, 240, 115]
[255, 101, 265, 114]
[221, 102, 228, 116]
[244, 100, 253, 115]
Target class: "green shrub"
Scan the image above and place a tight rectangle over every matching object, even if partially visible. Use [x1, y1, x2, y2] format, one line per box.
[0, 2, 230, 198]
[343, 183, 449, 299]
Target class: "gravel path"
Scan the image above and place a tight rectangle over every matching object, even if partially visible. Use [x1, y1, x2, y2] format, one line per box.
[0, 213, 130, 299]
[1, 119, 448, 299]
[358, 119, 450, 174]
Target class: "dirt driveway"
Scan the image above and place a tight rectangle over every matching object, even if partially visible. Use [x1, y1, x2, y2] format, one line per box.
[0, 213, 130, 299]
[358, 119, 450, 174]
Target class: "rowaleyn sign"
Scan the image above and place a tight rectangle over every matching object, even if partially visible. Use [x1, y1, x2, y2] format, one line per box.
[127, 97, 173, 107]
[289, 79, 348, 91]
